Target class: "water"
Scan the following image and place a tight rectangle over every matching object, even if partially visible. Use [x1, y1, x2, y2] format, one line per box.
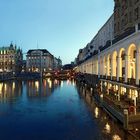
[0, 79, 135, 140]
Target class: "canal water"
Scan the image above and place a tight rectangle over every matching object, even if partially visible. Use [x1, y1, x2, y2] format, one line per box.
[0, 79, 135, 140]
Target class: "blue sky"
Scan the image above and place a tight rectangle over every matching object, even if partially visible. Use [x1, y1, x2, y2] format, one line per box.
[0, 0, 114, 64]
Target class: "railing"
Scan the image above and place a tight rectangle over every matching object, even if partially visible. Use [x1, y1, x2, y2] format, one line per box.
[127, 78, 136, 86]
[119, 77, 125, 83]
[107, 76, 111, 80]
[112, 76, 117, 81]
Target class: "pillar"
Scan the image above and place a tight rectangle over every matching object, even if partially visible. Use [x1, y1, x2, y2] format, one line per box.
[125, 55, 130, 83]
[136, 51, 140, 85]
[111, 58, 117, 80]
[117, 57, 122, 81]
[106, 59, 109, 78]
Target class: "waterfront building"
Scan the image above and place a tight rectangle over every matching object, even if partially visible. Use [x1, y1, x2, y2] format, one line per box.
[0, 43, 23, 73]
[26, 49, 54, 72]
[76, 1, 140, 86]
[76, 0, 140, 122]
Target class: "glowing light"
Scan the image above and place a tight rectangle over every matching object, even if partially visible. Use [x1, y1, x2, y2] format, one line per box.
[12, 82, 15, 90]
[100, 94, 103, 98]
[95, 107, 99, 118]
[104, 82, 107, 86]
[112, 134, 121, 140]
[116, 85, 118, 90]
[35, 81, 39, 91]
[46, 73, 51, 76]
[47, 78, 52, 88]
[135, 90, 138, 98]
[105, 123, 111, 134]
[61, 81, 64, 87]
[122, 87, 126, 93]
[72, 80, 75, 86]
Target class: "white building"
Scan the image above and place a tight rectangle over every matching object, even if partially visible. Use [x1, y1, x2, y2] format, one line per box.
[26, 49, 54, 72]
[77, 14, 114, 63]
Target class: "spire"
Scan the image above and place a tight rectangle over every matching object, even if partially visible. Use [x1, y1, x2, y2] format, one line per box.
[10, 41, 13, 48]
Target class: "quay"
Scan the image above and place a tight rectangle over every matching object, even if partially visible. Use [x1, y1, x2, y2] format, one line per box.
[75, 73, 140, 131]
[74, 0, 140, 132]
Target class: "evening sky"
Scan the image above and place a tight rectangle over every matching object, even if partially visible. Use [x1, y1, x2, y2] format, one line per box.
[0, 0, 114, 64]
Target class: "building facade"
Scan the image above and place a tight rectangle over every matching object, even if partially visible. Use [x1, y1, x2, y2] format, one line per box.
[26, 49, 62, 72]
[0, 43, 23, 73]
[26, 49, 54, 72]
[75, 0, 140, 125]
[114, 0, 140, 37]
[76, 14, 114, 64]
[76, 1, 140, 111]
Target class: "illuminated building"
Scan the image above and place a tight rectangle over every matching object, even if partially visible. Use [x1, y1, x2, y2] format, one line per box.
[0, 43, 23, 73]
[76, 0, 140, 86]
[75, 0, 140, 123]
[26, 49, 54, 72]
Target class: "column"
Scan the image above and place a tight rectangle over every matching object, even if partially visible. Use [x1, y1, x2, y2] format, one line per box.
[117, 57, 122, 81]
[106, 59, 110, 78]
[136, 51, 140, 85]
[111, 58, 116, 80]
[125, 55, 130, 83]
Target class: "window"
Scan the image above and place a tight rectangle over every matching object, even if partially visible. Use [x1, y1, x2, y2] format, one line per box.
[135, 7, 139, 20]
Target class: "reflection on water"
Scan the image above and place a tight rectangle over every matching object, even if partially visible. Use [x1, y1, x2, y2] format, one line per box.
[104, 123, 111, 134]
[0, 79, 136, 140]
[76, 83, 136, 140]
[27, 79, 60, 98]
[95, 107, 99, 118]
[0, 81, 22, 102]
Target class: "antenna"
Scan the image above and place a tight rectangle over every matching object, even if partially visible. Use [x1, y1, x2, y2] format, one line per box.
[37, 41, 39, 49]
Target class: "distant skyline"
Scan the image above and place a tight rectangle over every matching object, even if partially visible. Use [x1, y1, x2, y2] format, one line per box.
[0, 0, 114, 64]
